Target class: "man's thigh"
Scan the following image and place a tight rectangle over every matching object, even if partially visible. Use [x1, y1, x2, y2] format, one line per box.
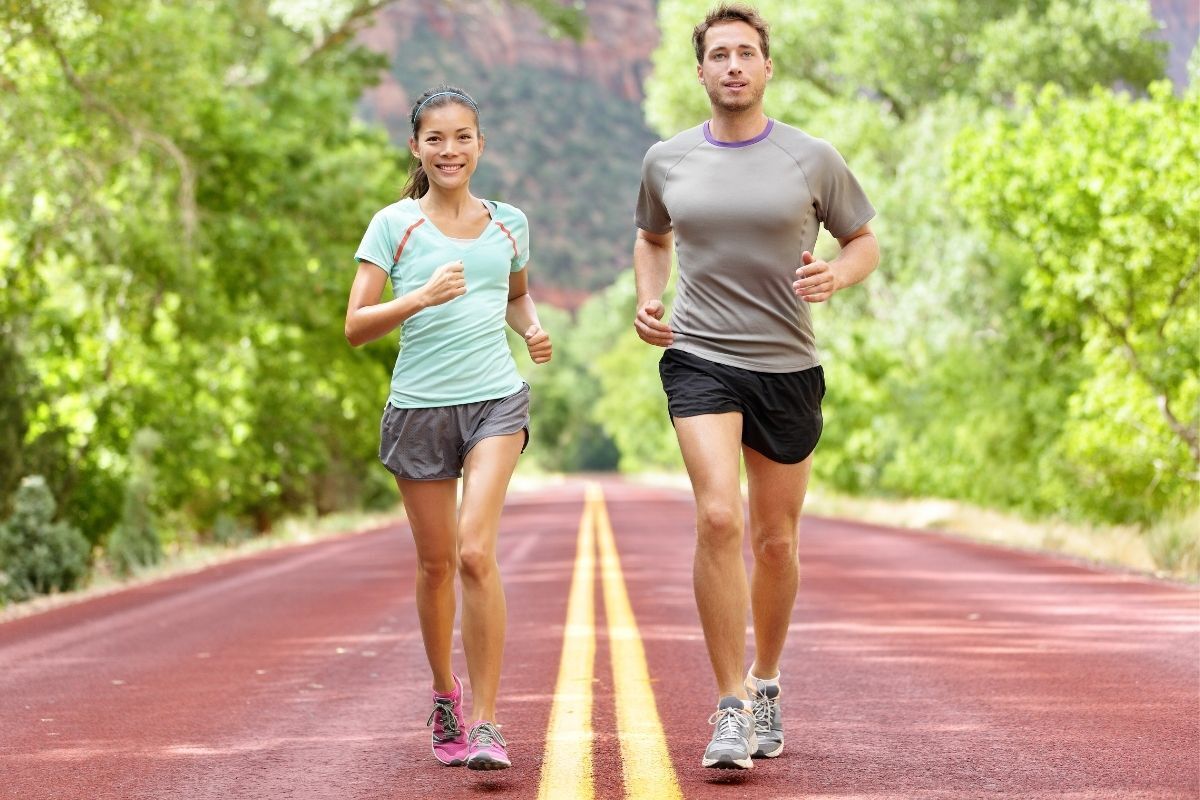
[743, 446, 812, 539]
[674, 413, 744, 512]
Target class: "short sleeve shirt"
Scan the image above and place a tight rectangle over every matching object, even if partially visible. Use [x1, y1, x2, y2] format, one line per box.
[635, 119, 875, 372]
[355, 197, 529, 408]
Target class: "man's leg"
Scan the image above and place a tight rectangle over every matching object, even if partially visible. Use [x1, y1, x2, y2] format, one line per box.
[743, 447, 810, 679]
[675, 413, 761, 769]
[674, 412, 750, 700]
[742, 446, 811, 759]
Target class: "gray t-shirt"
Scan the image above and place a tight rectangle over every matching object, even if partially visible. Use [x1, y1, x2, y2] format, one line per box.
[636, 119, 875, 372]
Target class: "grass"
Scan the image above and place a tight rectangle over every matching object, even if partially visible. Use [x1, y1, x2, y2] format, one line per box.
[3, 471, 1194, 622]
[0, 503, 407, 624]
[636, 472, 1199, 583]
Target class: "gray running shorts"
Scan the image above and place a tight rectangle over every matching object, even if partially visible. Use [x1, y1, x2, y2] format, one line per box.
[379, 383, 530, 481]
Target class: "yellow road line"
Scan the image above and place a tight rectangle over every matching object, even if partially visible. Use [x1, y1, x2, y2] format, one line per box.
[538, 483, 681, 800]
[536, 485, 597, 800]
[595, 484, 684, 800]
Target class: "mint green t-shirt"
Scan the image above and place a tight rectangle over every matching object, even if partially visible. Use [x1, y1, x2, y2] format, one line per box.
[355, 197, 530, 408]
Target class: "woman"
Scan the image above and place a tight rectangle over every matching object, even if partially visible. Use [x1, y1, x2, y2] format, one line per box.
[345, 85, 552, 771]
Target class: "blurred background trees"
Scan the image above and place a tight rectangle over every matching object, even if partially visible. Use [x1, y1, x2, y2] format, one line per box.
[633, 0, 1197, 529]
[0, 0, 1196, 597]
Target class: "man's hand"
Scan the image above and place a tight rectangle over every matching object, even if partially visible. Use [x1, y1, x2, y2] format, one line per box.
[793, 251, 841, 303]
[524, 324, 552, 364]
[421, 260, 467, 307]
[634, 299, 674, 347]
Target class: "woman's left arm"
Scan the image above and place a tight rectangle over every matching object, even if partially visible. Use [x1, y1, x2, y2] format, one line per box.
[507, 268, 552, 364]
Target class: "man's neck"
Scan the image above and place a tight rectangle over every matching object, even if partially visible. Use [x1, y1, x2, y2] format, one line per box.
[707, 108, 770, 144]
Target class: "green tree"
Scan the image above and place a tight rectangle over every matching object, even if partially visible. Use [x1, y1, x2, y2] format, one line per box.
[950, 82, 1199, 520]
[0, 1, 407, 546]
[633, 0, 1184, 525]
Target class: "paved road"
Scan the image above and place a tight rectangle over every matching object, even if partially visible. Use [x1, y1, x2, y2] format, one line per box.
[2, 478, 1196, 799]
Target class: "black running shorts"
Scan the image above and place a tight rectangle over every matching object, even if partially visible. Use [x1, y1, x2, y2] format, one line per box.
[658, 349, 825, 465]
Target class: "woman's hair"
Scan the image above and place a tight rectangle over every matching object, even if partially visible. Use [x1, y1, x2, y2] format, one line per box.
[401, 85, 481, 200]
[692, 3, 770, 63]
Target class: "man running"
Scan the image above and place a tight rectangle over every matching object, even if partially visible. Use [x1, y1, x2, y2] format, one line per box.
[632, 2, 880, 770]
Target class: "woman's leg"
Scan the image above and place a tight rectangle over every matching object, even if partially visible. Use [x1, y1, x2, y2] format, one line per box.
[395, 477, 460, 694]
[457, 431, 525, 723]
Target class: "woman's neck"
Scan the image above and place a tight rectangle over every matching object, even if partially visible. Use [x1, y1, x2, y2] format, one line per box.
[419, 187, 479, 219]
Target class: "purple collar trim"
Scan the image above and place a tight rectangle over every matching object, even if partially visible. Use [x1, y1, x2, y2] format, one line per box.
[703, 118, 774, 148]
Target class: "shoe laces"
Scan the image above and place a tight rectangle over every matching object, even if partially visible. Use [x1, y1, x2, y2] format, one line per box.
[426, 697, 461, 739]
[707, 707, 747, 743]
[752, 692, 777, 732]
[469, 721, 506, 748]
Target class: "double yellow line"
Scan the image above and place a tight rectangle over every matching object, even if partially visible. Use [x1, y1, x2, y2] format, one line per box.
[537, 483, 682, 800]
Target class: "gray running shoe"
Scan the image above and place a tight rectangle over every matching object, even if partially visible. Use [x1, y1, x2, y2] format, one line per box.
[747, 677, 784, 758]
[702, 696, 758, 769]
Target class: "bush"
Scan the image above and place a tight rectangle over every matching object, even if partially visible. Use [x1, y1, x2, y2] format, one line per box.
[1146, 509, 1200, 579]
[106, 430, 163, 577]
[0, 476, 91, 602]
[210, 513, 251, 546]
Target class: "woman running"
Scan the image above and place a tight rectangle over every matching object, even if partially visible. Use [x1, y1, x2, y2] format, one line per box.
[345, 85, 552, 770]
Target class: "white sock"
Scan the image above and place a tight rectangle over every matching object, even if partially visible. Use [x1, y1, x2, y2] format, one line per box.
[746, 669, 781, 691]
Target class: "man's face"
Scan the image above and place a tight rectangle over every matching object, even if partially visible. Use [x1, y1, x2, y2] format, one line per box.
[697, 20, 772, 114]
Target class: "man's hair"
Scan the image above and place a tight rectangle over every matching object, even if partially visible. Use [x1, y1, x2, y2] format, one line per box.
[692, 3, 770, 64]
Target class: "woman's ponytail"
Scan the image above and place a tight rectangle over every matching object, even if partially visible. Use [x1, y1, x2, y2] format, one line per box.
[401, 162, 429, 200]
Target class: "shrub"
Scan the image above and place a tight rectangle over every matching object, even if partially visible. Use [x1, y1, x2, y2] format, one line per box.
[106, 430, 163, 577]
[0, 476, 91, 602]
[210, 513, 251, 546]
[1146, 509, 1200, 579]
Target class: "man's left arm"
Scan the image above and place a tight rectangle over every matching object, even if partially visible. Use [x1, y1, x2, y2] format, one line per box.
[792, 224, 879, 303]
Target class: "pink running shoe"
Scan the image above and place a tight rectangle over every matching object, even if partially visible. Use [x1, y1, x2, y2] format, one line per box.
[426, 675, 468, 766]
[466, 721, 510, 770]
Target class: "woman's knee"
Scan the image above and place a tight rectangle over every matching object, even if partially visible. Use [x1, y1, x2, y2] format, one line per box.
[457, 545, 497, 583]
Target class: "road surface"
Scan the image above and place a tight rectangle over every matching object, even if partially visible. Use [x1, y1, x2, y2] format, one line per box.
[2, 478, 1196, 799]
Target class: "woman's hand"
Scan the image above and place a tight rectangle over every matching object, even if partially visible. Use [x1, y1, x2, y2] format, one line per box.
[421, 260, 467, 307]
[523, 324, 552, 364]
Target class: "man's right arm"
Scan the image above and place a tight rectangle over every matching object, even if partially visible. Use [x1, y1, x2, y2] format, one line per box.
[633, 228, 674, 347]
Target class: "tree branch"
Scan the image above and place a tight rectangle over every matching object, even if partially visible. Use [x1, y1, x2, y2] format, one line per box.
[1090, 300, 1199, 465]
[875, 86, 908, 122]
[297, 0, 395, 67]
[32, 13, 198, 253]
[1158, 254, 1200, 338]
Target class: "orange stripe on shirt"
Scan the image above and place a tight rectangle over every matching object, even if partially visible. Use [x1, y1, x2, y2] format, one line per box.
[494, 220, 520, 263]
[394, 218, 427, 265]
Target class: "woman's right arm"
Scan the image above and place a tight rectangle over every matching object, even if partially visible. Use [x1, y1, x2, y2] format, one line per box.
[344, 260, 466, 347]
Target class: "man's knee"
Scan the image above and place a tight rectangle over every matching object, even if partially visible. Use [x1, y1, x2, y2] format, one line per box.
[695, 502, 743, 548]
[753, 527, 799, 567]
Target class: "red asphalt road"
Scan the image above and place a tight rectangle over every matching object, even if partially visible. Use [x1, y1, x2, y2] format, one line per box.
[1, 478, 1197, 800]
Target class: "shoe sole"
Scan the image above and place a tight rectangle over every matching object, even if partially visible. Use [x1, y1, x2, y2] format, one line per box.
[467, 755, 511, 771]
[752, 741, 784, 759]
[702, 754, 753, 770]
[432, 743, 468, 766]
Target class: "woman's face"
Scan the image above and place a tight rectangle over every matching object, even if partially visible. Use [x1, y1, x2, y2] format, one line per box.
[409, 103, 484, 193]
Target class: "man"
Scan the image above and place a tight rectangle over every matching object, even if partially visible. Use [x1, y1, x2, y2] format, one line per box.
[633, 2, 879, 771]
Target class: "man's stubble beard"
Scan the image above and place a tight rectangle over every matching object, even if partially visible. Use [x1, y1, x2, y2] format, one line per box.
[704, 80, 766, 115]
